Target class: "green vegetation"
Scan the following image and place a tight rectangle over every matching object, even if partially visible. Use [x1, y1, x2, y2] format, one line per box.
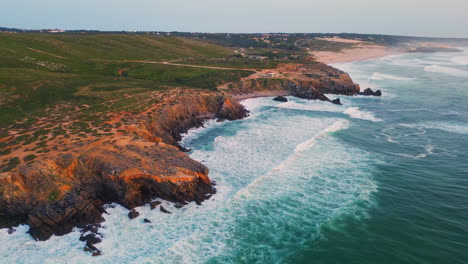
[0, 33, 233, 61]
[23, 154, 37, 162]
[48, 188, 60, 201]
[298, 39, 358, 52]
[0, 33, 257, 128]
[1, 157, 20, 172]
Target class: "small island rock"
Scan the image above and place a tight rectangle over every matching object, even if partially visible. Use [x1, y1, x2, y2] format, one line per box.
[273, 96, 288, 102]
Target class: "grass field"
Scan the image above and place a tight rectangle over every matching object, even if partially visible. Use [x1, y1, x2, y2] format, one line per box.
[0, 33, 261, 128]
[298, 39, 359, 52]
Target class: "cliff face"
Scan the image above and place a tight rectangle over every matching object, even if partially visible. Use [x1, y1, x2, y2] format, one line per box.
[146, 95, 247, 146]
[0, 93, 247, 241]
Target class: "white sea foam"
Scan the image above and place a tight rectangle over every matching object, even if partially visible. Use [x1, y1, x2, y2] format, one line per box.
[155, 114, 376, 263]
[424, 65, 468, 77]
[179, 119, 219, 147]
[343, 107, 381, 122]
[240, 96, 275, 112]
[235, 119, 351, 197]
[386, 145, 434, 160]
[294, 120, 349, 153]
[451, 56, 468, 65]
[369, 72, 413, 81]
[386, 108, 433, 112]
[276, 99, 344, 113]
[274, 98, 383, 123]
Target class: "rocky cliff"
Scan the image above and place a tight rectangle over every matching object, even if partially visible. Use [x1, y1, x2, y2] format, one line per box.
[0, 93, 247, 242]
[226, 62, 360, 100]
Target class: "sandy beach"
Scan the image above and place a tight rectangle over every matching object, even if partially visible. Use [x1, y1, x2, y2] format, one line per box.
[311, 37, 405, 64]
[312, 46, 404, 64]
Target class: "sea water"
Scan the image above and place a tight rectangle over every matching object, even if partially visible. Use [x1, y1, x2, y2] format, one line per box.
[1, 48, 468, 264]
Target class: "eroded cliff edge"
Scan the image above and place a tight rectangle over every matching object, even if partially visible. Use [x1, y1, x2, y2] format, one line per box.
[0, 62, 359, 246]
[223, 62, 360, 100]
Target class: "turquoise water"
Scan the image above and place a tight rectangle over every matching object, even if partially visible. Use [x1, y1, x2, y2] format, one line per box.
[1, 50, 468, 263]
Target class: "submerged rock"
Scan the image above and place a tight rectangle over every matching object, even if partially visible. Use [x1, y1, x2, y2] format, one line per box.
[128, 209, 140, 219]
[160, 206, 171, 214]
[84, 243, 101, 257]
[359, 88, 382, 96]
[79, 223, 103, 256]
[80, 233, 102, 245]
[174, 202, 185, 208]
[7, 227, 16, 234]
[273, 96, 288, 102]
[149, 201, 161, 210]
[331, 98, 342, 105]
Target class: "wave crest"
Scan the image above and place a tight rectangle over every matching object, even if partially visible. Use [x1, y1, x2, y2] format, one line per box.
[344, 107, 381, 122]
[369, 72, 413, 81]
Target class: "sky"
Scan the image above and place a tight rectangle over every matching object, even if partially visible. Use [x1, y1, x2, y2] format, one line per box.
[1, 0, 468, 38]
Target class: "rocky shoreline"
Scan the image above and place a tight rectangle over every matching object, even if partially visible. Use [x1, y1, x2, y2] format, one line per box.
[0, 61, 368, 255]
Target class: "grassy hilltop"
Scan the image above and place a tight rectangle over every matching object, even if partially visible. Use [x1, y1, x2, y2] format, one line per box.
[0, 33, 265, 129]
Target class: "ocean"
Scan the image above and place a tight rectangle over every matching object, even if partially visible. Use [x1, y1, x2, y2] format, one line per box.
[1, 49, 468, 264]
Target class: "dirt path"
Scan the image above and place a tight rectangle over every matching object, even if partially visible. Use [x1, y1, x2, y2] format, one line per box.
[27, 48, 68, 59]
[89, 59, 256, 72]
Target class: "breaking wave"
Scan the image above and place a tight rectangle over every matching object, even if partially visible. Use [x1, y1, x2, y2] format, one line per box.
[369, 73, 413, 81]
[344, 107, 381, 122]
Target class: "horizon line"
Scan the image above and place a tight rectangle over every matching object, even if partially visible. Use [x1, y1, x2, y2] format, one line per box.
[2, 26, 468, 40]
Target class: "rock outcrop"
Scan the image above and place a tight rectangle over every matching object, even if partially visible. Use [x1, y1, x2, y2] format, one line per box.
[331, 98, 342, 105]
[359, 88, 382, 96]
[273, 96, 288, 102]
[226, 62, 360, 102]
[128, 209, 140, 219]
[0, 94, 247, 242]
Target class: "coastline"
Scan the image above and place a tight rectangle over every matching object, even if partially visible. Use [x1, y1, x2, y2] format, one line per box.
[229, 48, 403, 102]
[0, 44, 399, 251]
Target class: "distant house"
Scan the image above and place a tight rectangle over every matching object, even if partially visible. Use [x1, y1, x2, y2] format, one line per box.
[259, 72, 278, 78]
[47, 30, 65, 33]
